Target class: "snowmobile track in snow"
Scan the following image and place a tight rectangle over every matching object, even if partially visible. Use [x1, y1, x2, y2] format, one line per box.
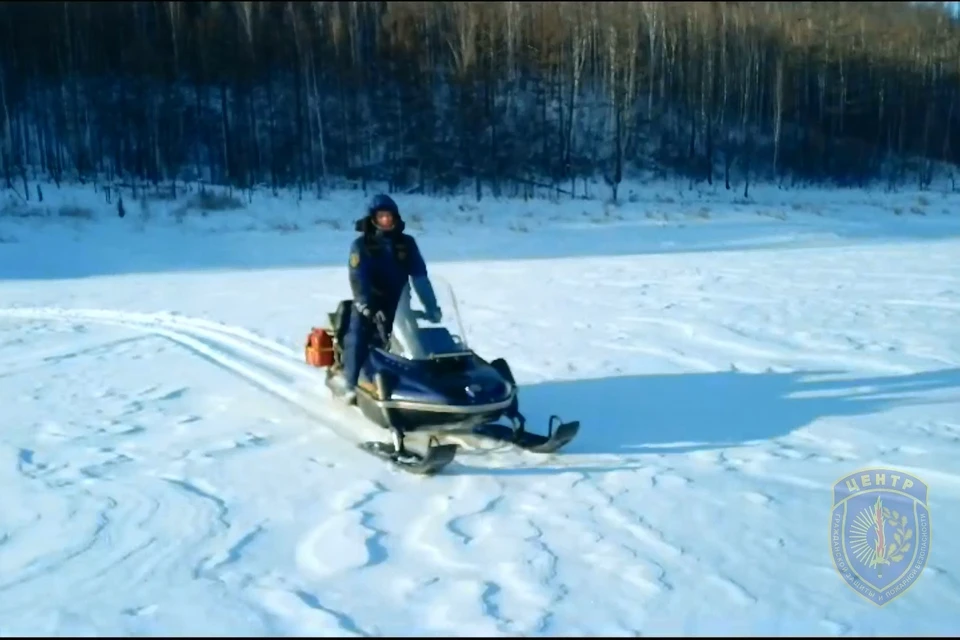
[0, 306, 396, 464]
[0, 306, 555, 473]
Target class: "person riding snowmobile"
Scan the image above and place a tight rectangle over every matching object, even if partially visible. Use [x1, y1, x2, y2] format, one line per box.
[330, 194, 442, 404]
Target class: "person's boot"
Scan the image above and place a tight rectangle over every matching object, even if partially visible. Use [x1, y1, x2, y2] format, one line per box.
[327, 373, 357, 405]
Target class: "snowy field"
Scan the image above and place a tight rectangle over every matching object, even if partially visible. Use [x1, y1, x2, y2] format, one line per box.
[1, 181, 959, 635]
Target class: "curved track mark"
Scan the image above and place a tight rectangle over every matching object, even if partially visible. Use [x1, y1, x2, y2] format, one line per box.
[0, 307, 373, 457]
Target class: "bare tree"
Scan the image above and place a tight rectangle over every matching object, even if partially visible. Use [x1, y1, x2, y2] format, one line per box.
[0, 0, 958, 200]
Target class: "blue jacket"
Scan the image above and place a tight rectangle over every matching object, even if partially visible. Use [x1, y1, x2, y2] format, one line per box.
[348, 205, 437, 318]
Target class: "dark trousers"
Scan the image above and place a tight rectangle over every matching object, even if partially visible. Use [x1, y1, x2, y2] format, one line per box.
[342, 307, 394, 388]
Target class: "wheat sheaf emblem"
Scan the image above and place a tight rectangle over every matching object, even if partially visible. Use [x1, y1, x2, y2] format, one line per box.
[849, 496, 913, 577]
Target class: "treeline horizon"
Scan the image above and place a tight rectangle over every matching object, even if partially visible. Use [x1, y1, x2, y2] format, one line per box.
[2, 1, 960, 201]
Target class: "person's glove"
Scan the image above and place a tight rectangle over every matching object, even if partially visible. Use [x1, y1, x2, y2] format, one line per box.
[355, 302, 386, 326]
[424, 306, 442, 323]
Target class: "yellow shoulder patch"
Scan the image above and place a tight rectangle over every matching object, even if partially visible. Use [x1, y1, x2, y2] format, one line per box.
[349, 251, 360, 268]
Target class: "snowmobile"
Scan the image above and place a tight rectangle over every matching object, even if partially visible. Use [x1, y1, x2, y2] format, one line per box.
[304, 277, 579, 474]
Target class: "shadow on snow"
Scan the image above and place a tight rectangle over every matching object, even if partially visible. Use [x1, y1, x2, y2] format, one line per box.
[455, 367, 960, 476]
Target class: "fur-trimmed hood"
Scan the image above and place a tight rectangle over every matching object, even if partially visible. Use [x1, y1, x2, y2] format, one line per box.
[354, 194, 406, 235]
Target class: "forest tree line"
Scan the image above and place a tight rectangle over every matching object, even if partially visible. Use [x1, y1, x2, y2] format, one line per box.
[1, 1, 960, 200]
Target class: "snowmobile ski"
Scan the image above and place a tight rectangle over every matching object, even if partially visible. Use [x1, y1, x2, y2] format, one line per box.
[357, 436, 458, 475]
[471, 415, 580, 454]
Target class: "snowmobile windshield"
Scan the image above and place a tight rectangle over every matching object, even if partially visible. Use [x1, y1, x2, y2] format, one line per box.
[387, 276, 471, 360]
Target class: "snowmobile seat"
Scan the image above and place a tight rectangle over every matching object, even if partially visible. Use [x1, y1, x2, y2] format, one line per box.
[329, 299, 353, 346]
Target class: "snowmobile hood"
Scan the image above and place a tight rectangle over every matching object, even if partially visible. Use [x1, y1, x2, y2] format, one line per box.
[362, 348, 516, 414]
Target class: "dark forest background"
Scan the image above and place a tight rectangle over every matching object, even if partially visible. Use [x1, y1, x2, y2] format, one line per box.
[2, 1, 960, 202]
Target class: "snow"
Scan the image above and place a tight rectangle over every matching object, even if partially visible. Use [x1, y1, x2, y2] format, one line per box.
[1, 180, 960, 635]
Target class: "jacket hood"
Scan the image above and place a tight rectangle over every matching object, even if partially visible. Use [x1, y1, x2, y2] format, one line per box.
[355, 193, 405, 234]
